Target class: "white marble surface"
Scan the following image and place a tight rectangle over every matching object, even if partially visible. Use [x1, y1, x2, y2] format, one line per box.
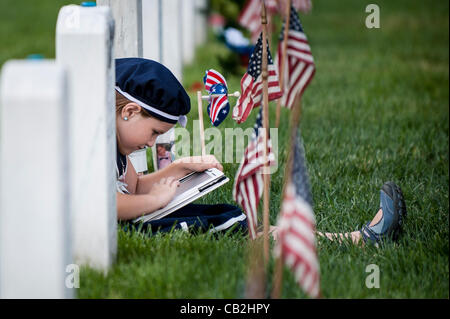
[142, 0, 161, 62]
[98, 0, 192, 82]
[56, 5, 117, 272]
[181, 0, 195, 65]
[97, 0, 143, 58]
[161, 0, 182, 81]
[194, 0, 207, 46]
[0, 60, 73, 298]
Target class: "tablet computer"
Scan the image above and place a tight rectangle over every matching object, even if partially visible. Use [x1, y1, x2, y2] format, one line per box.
[133, 167, 229, 223]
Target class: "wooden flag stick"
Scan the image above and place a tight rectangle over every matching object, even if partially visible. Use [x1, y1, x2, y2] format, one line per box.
[275, 0, 292, 128]
[200, 91, 240, 100]
[271, 93, 303, 299]
[245, 236, 266, 298]
[281, 96, 302, 196]
[267, 7, 272, 53]
[270, 247, 285, 299]
[196, 90, 206, 156]
[261, 0, 271, 265]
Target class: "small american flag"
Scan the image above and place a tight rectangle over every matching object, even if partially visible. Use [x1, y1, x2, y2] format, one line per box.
[207, 84, 229, 126]
[232, 33, 282, 124]
[238, 0, 261, 43]
[274, 130, 320, 298]
[238, 0, 278, 43]
[203, 69, 227, 92]
[265, 0, 279, 12]
[203, 69, 230, 126]
[276, 6, 315, 109]
[233, 108, 274, 239]
[277, 0, 313, 15]
[238, 0, 311, 43]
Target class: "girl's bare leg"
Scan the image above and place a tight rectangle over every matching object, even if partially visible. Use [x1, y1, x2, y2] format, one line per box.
[316, 208, 384, 245]
[257, 209, 385, 244]
[316, 230, 362, 245]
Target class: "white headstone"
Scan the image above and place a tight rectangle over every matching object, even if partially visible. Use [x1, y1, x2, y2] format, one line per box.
[142, 0, 161, 62]
[98, 0, 149, 174]
[97, 0, 143, 58]
[181, 0, 195, 65]
[56, 4, 117, 271]
[161, 0, 183, 81]
[194, 0, 207, 46]
[0, 60, 73, 298]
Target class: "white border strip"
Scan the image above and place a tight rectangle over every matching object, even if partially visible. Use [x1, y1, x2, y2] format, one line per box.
[209, 213, 247, 233]
[115, 86, 180, 121]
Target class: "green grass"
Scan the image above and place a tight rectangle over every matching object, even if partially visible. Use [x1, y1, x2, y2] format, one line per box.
[1, 0, 448, 298]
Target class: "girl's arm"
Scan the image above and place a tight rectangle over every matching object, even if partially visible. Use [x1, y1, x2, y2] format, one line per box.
[134, 160, 187, 195]
[117, 155, 222, 220]
[117, 177, 180, 220]
[135, 155, 223, 195]
[116, 192, 160, 220]
[117, 158, 180, 220]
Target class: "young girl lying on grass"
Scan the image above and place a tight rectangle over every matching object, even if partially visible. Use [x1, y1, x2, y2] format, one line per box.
[115, 58, 247, 235]
[115, 58, 407, 246]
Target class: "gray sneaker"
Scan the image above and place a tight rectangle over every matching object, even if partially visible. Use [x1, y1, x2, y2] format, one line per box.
[360, 181, 407, 245]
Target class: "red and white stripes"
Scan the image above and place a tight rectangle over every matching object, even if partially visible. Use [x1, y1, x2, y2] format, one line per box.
[277, 29, 315, 109]
[232, 63, 282, 124]
[275, 183, 320, 298]
[233, 132, 274, 239]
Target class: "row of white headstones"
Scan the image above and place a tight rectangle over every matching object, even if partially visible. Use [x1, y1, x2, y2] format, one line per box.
[0, 0, 207, 298]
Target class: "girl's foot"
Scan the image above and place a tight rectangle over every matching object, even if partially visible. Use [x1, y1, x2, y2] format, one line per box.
[360, 181, 407, 246]
[317, 182, 407, 246]
[256, 225, 279, 240]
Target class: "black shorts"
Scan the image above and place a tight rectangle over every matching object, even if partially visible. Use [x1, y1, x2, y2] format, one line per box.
[120, 203, 248, 236]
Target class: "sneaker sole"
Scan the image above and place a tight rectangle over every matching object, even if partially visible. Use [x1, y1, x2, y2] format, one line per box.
[382, 181, 407, 241]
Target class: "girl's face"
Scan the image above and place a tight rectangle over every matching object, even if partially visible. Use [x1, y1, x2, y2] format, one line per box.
[116, 103, 174, 155]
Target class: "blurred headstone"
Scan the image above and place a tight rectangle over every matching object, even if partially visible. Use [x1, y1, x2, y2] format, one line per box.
[97, 0, 149, 174]
[161, 0, 182, 81]
[56, 4, 117, 271]
[0, 60, 73, 298]
[194, 0, 207, 46]
[97, 0, 143, 58]
[181, 0, 195, 65]
[142, 0, 161, 62]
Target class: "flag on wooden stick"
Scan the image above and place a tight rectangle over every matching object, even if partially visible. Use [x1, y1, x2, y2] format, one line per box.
[265, 0, 279, 12]
[276, 6, 315, 109]
[203, 69, 227, 92]
[238, 0, 278, 43]
[238, 0, 262, 43]
[232, 33, 282, 124]
[274, 129, 320, 298]
[233, 108, 274, 239]
[277, 0, 313, 15]
[203, 69, 230, 126]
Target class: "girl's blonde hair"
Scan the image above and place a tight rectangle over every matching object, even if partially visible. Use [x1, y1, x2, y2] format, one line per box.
[115, 90, 152, 118]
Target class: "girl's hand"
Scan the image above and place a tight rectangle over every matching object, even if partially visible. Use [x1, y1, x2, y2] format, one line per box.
[175, 155, 223, 173]
[148, 177, 179, 209]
